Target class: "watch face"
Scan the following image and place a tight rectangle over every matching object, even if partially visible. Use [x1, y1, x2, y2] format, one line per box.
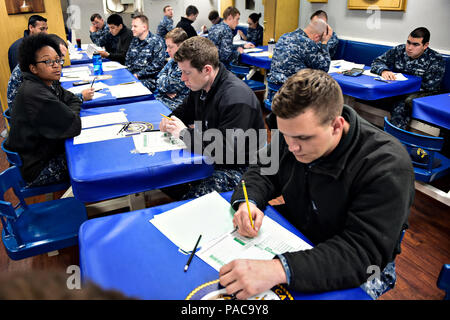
[185, 279, 294, 300]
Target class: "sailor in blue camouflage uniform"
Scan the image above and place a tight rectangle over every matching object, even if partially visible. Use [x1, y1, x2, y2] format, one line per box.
[156, 28, 190, 111]
[309, 10, 339, 58]
[238, 13, 263, 47]
[125, 15, 166, 92]
[371, 27, 446, 129]
[267, 19, 333, 101]
[208, 6, 254, 67]
[157, 5, 174, 39]
[89, 13, 118, 53]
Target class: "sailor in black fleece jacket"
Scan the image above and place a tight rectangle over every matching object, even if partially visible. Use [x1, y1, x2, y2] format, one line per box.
[222, 69, 415, 300]
[5, 34, 81, 186]
[159, 36, 265, 200]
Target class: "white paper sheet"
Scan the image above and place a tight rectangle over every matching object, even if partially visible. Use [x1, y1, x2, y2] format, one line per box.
[132, 131, 186, 154]
[243, 48, 263, 53]
[108, 82, 152, 98]
[150, 191, 236, 252]
[249, 51, 272, 57]
[80, 111, 128, 129]
[101, 61, 128, 71]
[196, 216, 313, 272]
[73, 124, 128, 144]
[66, 81, 109, 95]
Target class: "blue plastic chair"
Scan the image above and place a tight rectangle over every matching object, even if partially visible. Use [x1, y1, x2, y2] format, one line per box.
[263, 82, 282, 111]
[1, 140, 71, 198]
[384, 117, 450, 183]
[229, 63, 266, 91]
[0, 166, 87, 260]
[437, 264, 450, 300]
[3, 107, 11, 123]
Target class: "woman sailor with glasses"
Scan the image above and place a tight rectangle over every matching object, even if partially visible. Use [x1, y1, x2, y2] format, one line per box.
[5, 33, 82, 187]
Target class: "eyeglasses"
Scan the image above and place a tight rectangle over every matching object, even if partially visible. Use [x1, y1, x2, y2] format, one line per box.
[35, 59, 65, 66]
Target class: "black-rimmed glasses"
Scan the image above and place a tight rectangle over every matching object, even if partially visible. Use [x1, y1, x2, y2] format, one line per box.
[35, 59, 65, 66]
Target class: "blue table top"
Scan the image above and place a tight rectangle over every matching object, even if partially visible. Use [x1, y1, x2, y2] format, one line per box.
[61, 64, 154, 108]
[240, 50, 422, 100]
[70, 50, 94, 65]
[79, 191, 371, 300]
[412, 93, 450, 130]
[240, 46, 272, 70]
[65, 100, 213, 202]
[330, 67, 422, 100]
[70, 49, 110, 65]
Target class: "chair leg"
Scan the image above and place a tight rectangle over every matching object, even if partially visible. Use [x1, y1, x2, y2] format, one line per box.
[48, 250, 59, 257]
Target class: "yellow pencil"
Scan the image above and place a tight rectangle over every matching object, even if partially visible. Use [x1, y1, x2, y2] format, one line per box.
[241, 180, 254, 229]
[160, 113, 174, 121]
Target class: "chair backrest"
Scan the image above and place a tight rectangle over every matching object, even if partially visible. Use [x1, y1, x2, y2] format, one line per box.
[0, 166, 28, 221]
[267, 81, 282, 92]
[1, 140, 70, 198]
[384, 117, 444, 172]
[1, 140, 23, 167]
[437, 264, 450, 300]
[229, 63, 250, 78]
[3, 108, 11, 121]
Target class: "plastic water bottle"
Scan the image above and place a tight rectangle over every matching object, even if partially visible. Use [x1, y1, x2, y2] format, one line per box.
[93, 52, 103, 75]
[268, 38, 275, 54]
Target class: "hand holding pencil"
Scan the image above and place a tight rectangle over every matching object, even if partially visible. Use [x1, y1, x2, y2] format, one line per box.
[232, 182, 265, 238]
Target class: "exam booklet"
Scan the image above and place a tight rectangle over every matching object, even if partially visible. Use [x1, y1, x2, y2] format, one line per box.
[196, 216, 313, 272]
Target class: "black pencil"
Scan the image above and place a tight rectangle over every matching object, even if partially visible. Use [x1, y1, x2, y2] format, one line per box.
[184, 234, 202, 272]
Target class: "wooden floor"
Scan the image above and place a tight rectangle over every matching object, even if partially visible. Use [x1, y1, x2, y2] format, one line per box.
[0, 115, 448, 300]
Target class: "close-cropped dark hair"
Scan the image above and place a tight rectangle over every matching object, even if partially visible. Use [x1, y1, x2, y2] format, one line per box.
[163, 5, 171, 12]
[18, 33, 61, 73]
[272, 69, 343, 124]
[166, 27, 188, 44]
[90, 13, 102, 22]
[208, 10, 219, 21]
[174, 36, 219, 72]
[28, 15, 47, 28]
[310, 10, 328, 21]
[410, 27, 430, 44]
[107, 14, 124, 26]
[249, 13, 261, 24]
[186, 5, 199, 17]
[48, 34, 68, 49]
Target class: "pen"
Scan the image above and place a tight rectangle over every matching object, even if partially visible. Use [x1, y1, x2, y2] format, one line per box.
[118, 81, 136, 85]
[184, 234, 202, 272]
[160, 113, 174, 121]
[90, 76, 97, 88]
[117, 121, 130, 135]
[375, 77, 390, 83]
[241, 180, 254, 229]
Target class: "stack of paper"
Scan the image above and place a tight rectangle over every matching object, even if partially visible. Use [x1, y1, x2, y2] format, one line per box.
[328, 60, 365, 73]
[150, 191, 236, 253]
[80, 111, 128, 129]
[108, 82, 152, 98]
[73, 124, 126, 145]
[197, 216, 312, 272]
[243, 48, 263, 54]
[101, 61, 128, 71]
[61, 66, 91, 82]
[68, 82, 105, 93]
[249, 51, 272, 57]
[132, 131, 186, 154]
[150, 191, 313, 272]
